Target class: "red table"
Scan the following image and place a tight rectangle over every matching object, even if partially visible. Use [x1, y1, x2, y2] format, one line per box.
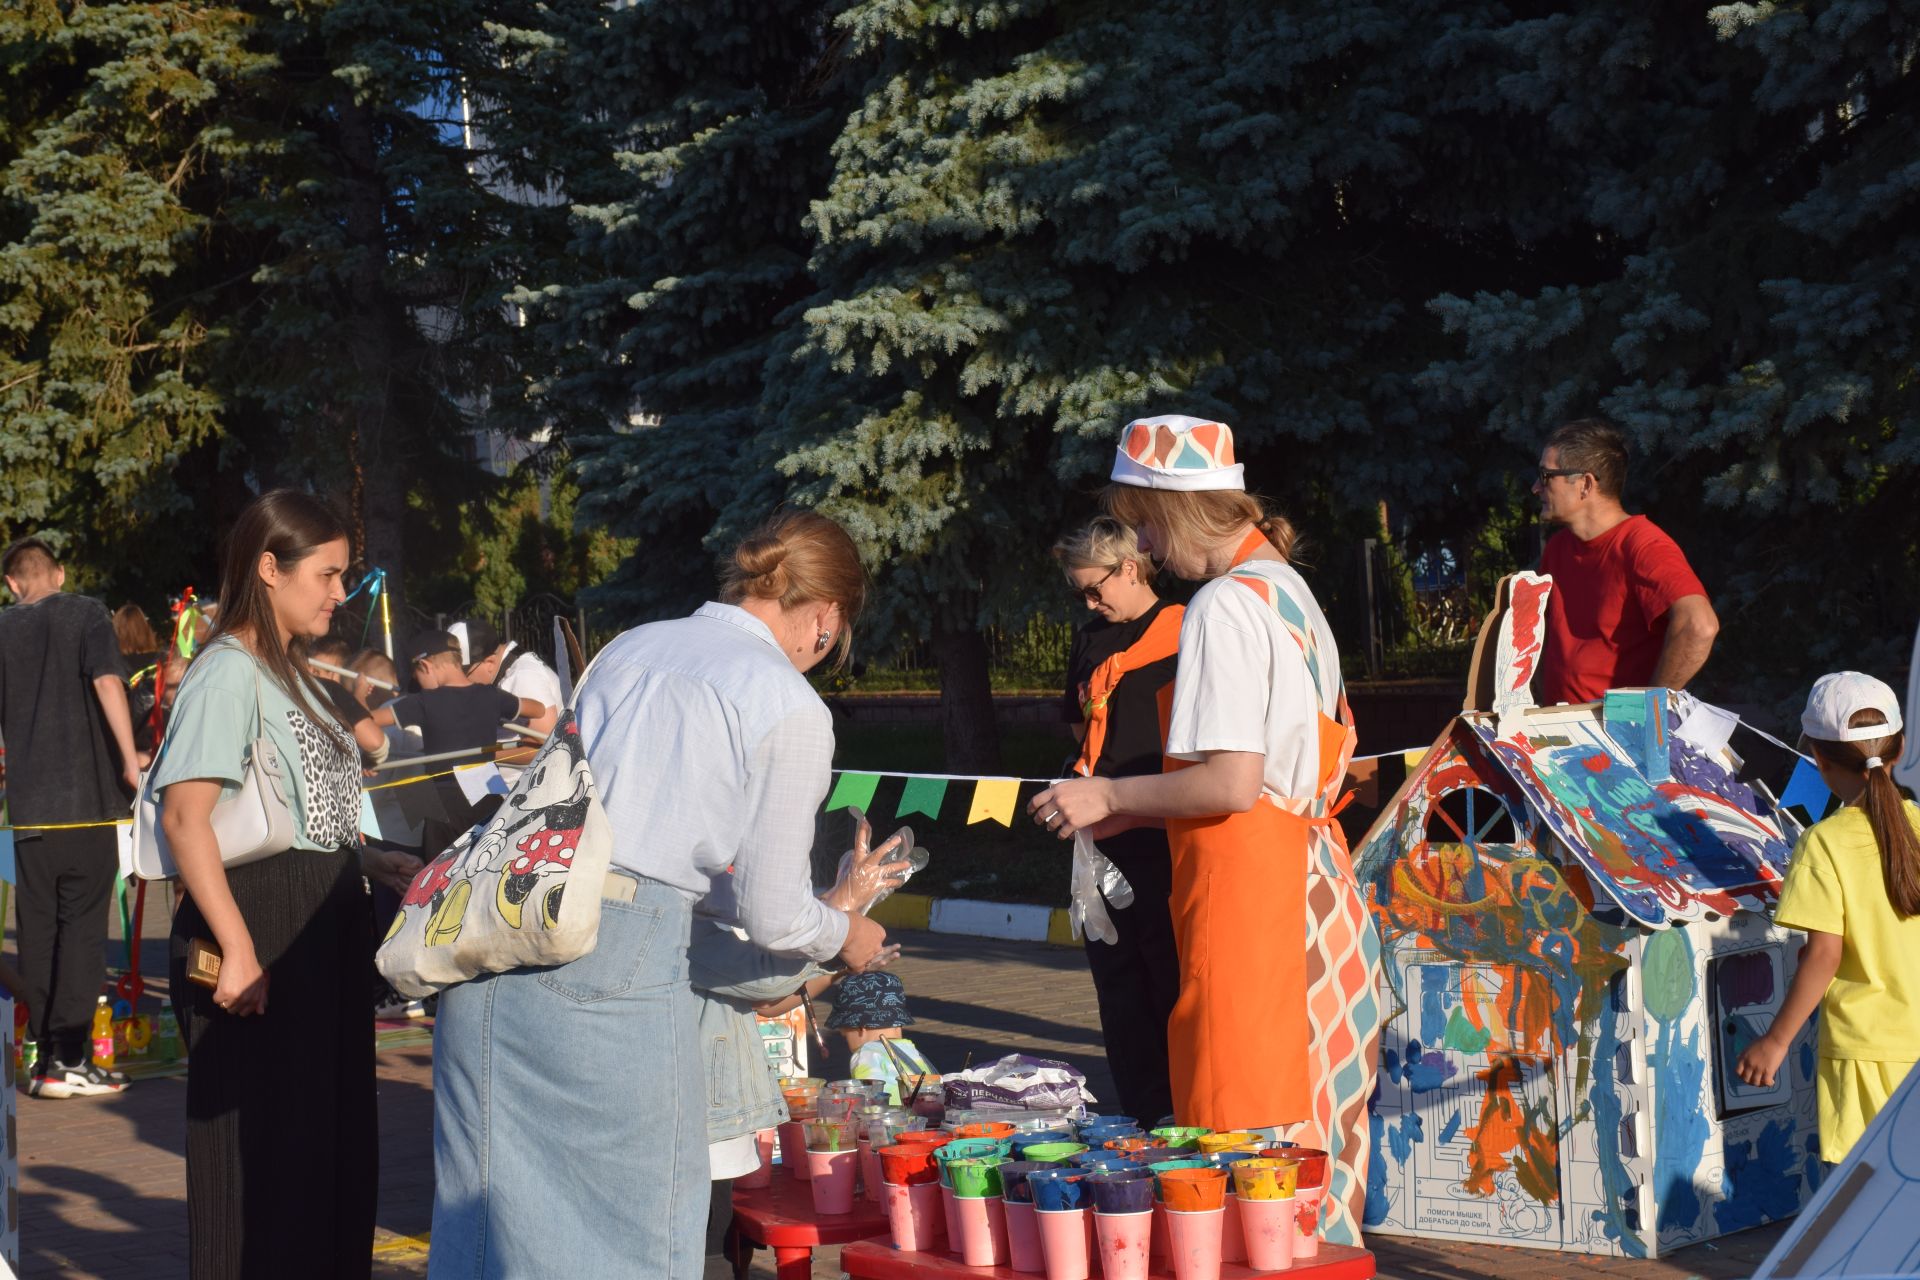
[837, 1237, 1377, 1280]
[729, 1169, 891, 1280]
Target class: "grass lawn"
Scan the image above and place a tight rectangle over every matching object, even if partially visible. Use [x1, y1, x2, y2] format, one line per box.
[814, 721, 1080, 907]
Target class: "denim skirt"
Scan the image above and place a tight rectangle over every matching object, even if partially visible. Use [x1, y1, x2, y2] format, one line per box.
[428, 879, 704, 1279]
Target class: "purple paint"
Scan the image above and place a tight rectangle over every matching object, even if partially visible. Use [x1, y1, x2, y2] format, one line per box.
[1406, 1050, 1457, 1093]
[1716, 950, 1775, 1010]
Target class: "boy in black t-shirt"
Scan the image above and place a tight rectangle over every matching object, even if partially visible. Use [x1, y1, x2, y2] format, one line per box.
[373, 632, 543, 856]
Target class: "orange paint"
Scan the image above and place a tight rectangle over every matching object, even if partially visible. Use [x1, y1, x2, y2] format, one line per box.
[1461, 1057, 1559, 1203]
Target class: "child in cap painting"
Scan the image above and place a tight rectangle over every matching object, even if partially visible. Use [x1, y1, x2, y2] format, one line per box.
[1736, 672, 1920, 1162]
[828, 972, 935, 1106]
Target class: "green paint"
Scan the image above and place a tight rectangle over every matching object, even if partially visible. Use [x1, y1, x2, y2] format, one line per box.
[1642, 929, 1695, 1022]
[1442, 1006, 1493, 1055]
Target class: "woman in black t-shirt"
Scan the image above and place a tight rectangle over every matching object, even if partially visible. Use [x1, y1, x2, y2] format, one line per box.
[1055, 517, 1183, 1124]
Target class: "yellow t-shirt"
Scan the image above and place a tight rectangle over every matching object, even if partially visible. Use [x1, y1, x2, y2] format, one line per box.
[1773, 801, 1920, 1061]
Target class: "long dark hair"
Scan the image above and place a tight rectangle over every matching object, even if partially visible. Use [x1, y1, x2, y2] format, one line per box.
[1808, 709, 1920, 919]
[209, 490, 355, 735]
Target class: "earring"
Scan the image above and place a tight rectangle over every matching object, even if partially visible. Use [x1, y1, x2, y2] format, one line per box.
[814, 630, 832, 653]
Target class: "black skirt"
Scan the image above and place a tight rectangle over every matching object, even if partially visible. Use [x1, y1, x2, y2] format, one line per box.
[169, 848, 378, 1280]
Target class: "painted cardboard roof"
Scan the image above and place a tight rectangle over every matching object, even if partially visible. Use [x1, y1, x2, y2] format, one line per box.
[1460, 706, 1795, 928]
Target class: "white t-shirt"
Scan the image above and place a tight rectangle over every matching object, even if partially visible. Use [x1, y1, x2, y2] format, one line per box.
[497, 646, 563, 713]
[1163, 559, 1344, 805]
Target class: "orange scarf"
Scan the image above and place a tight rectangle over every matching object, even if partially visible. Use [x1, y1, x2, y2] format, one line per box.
[1074, 605, 1185, 778]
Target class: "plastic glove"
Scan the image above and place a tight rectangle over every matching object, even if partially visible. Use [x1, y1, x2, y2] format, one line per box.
[828, 807, 930, 915]
[1070, 831, 1120, 945]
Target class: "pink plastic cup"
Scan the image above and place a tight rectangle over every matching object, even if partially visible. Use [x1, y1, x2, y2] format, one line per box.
[778, 1120, 810, 1180]
[1292, 1185, 1322, 1258]
[884, 1179, 945, 1252]
[808, 1148, 858, 1215]
[1005, 1199, 1044, 1272]
[954, 1192, 1012, 1267]
[1035, 1205, 1091, 1280]
[1094, 1210, 1152, 1280]
[941, 1184, 963, 1253]
[1150, 1199, 1168, 1264]
[734, 1128, 775, 1190]
[1238, 1194, 1296, 1271]
[859, 1135, 880, 1201]
[1165, 1206, 1225, 1280]
[1220, 1190, 1247, 1264]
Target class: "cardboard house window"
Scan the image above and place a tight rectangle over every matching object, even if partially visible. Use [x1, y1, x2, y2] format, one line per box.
[1710, 946, 1790, 1118]
[1423, 786, 1520, 848]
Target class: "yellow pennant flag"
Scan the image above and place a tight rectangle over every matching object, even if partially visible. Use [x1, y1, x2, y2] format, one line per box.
[966, 778, 1020, 827]
[1402, 748, 1428, 770]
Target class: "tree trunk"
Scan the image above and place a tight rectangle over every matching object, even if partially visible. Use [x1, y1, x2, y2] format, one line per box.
[932, 615, 1002, 774]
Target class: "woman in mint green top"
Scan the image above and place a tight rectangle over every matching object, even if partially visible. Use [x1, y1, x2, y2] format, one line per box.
[157, 491, 381, 1280]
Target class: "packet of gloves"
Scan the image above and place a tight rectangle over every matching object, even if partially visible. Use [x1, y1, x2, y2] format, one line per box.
[834, 807, 931, 915]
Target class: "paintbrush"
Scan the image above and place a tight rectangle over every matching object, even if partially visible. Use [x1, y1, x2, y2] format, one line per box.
[801, 987, 829, 1056]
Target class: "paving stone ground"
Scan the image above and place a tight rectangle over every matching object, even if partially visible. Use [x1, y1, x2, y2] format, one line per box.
[10, 913, 1785, 1279]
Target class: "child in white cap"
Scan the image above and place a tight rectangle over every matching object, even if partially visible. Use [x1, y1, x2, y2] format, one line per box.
[1736, 671, 1920, 1162]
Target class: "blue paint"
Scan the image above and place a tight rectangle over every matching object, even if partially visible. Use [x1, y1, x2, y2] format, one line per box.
[1798, 1034, 1814, 1085]
[1802, 1132, 1825, 1196]
[1382, 1046, 1401, 1084]
[1652, 1023, 1710, 1234]
[1406, 1049, 1458, 1093]
[1419, 967, 1452, 1046]
[1389, 1112, 1425, 1163]
[1364, 1111, 1391, 1227]
[1584, 1010, 1648, 1257]
[1716, 1119, 1802, 1233]
[1438, 1110, 1462, 1145]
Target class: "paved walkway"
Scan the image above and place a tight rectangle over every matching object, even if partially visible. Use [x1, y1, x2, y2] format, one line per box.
[11, 924, 1784, 1279]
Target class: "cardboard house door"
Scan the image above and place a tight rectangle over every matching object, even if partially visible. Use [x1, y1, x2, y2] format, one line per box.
[1402, 963, 1566, 1246]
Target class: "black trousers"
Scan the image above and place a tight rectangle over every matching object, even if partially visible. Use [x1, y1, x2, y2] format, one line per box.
[14, 824, 118, 1065]
[171, 848, 377, 1280]
[1085, 834, 1181, 1126]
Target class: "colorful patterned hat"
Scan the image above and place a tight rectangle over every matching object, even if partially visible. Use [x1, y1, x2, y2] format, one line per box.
[1110, 415, 1244, 491]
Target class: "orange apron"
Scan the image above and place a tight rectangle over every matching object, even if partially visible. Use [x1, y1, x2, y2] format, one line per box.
[1157, 688, 1353, 1130]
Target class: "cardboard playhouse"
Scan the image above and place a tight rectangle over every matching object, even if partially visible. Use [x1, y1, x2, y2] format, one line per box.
[1353, 573, 1820, 1258]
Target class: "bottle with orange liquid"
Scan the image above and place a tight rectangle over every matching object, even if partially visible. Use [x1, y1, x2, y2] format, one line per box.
[91, 996, 116, 1069]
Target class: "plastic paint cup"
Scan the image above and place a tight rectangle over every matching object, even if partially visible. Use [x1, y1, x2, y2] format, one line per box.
[1035, 1206, 1092, 1280]
[1027, 1166, 1089, 1211]
[1159, 1167, 1229, 1212]
[1014, 1130, 1077, 1156]
[777, 1120, 811, 1180]
[954, 1121, 1018, 1141]
[1086, 1170, 1156, 1215]
[807, 1118, 858, 1151]
[734, 1128, 775, 1190]
[1022, 1142, 1090, 1165]
[1195, 1131, 1263, 1155]
[1203, 1150, 1259, 1168]
[1292, 1185, 1323, 1258]
[1072, 1154, 1137, 1175]
[777, 1075, 824, 1091]
[902, 1074, 945, 1116]
[1237, 1193, 1296, 1271]
[1150, 1126, 1213, 1150]
[950, 1156, 1010, 1199]
[858, 1135, 879, 1200]
[877, 1143, 940, 1186]
[807, 1147, 859, 1215]
[1093, 1208, 1152, 1280]
[1103, 1136, 1165, 1154]
[1262, 1146, 1328, 1191]
[884, 1179, 945, 1252]
[1077, 1114, 1137, 1134]
[1147, 1158, 1209, 1199]
[896, 1130, 953, 1151]
[1005, 1199, 1045, 1273]
[954, 1191, 1012, 1267]
[941, 1184, 964, 1251]
[999, 1160, 1045, 1204]
[1079, 1126, 1143, 1147]
[1231, 1157, 1299, 1201]
[1164, 1206, 1226, 1280]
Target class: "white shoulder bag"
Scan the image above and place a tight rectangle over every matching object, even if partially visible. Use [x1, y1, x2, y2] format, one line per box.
[129, 643, 297, 881]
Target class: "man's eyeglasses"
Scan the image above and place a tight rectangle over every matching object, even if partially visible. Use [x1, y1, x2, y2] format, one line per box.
[1075, 565, 1121, 604]
[1536, 466, 1587, 485]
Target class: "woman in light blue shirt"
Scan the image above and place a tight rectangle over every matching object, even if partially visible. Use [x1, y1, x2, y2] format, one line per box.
[430, 510, 892, 1280]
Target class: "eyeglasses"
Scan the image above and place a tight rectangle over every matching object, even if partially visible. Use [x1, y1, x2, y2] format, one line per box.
[1535, 466, 1588, 485]
[1075, 565, 1121, 604]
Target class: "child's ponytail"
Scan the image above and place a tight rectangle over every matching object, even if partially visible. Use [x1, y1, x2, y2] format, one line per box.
[1809, 711, 1920, 919]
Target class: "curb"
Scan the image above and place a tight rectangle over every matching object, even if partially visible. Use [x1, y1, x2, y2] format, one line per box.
[869, 892, 1079, 947]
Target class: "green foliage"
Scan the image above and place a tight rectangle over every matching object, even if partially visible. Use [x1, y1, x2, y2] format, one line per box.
[413, 464, 635, 617]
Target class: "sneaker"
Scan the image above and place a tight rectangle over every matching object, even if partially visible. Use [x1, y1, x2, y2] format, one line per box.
[28, 1060, 130, 1099]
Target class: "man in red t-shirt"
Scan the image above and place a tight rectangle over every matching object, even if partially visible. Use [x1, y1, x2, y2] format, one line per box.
[1532, 418, 1719, 704]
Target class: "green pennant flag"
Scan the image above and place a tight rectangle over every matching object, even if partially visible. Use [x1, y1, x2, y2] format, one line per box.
[896, 776, 948, 820]
[825, 771, 882, 813]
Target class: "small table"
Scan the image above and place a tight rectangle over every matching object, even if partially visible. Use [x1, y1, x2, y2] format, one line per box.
[729, 1169, 892, 1280]
[837, 1237, 1378, 1280]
